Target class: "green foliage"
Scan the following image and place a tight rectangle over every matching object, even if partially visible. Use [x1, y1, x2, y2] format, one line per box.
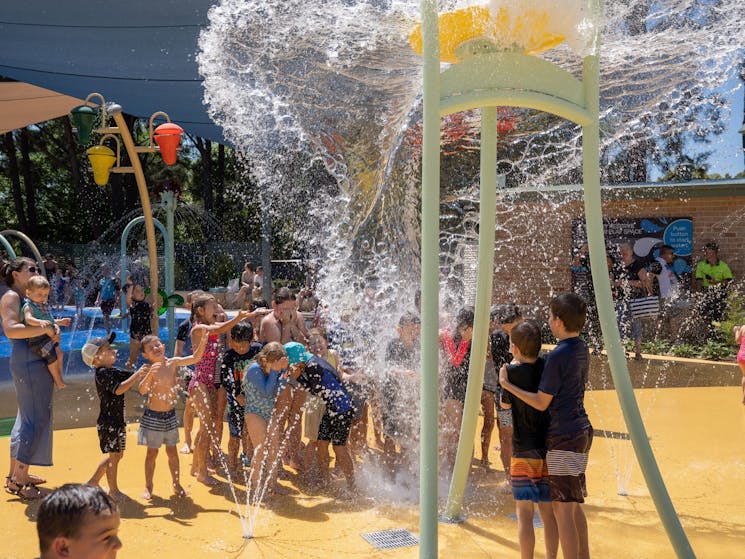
[641, 339, 671, 355]
[716, 287, 745, 346]
[668, 344, 698, 358]
[208, 254, 236, 288]
[697, 340, 735, 361]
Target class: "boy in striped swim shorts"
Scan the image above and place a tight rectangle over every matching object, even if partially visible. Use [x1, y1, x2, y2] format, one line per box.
[500, 293, 593, 559]
[137, 331, 207, 500]
[499, 320, 558, 559]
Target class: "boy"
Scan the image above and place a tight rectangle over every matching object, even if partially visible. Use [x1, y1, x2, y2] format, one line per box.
[382, 312, 420, 478]
[137, 329, 207, 500]
[96, 267, 118, 334]
[23, 275, 71, 389]
[220, 320, 263, 476]
[499, 293, 593, 559]
[284, 341, 356, 493]
[37, 483, 122, 559]
[84, 333, 145, 502]
[499, 320, 558, 559]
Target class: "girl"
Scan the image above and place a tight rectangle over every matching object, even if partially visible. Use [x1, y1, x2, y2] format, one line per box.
[188, 294, 251, 486]
[243, 342, 288, 500]
[125, 284, 155, 370]
[735, 324, 745, 404]
[439, 306, 474, 471]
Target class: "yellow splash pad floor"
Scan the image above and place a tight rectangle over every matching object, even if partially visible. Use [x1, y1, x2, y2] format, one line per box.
[2, 383, 745, 558]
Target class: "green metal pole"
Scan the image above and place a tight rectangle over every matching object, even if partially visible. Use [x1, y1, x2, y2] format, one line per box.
[581, 52, 696, 559]
[419, 0, 440, 556]
[443, 107, 498, 521]
[163, 192, 177, 353]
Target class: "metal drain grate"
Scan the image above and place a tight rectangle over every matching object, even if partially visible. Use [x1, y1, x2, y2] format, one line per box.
[362, 529, 419, 550]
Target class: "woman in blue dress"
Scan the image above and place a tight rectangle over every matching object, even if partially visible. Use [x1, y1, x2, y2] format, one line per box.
[1, 257, 59, 499]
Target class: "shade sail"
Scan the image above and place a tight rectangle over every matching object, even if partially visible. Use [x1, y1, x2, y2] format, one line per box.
[0, 1, 225, 142]
[0, 82, 83, 135]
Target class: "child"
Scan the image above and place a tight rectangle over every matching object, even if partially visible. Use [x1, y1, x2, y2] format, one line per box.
[96, 267, 118, 334]
[490, 304, 523, 481]
[188, 294, 252, 485]
[499, 320, 558, 559]
[37, 483, 122, 559]
[285, 341, 356, 493]
[220, 320, 262, 476]
[22, 275, 71, 389]
[735, 324, 745, 404]
[174, 289, 205, 454]
[125, 284, 155, 370]
[84, 333, 146, 501]
[382, 312, 421, 478]
[243, 341, 289, 499]
[301, 327, 341, 477]
[137, 330, 207, 500]
[499, 293, 593, 559]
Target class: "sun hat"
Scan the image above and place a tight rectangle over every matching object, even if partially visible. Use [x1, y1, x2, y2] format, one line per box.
[81, 332, 116, 367]
[284, 341, 312, 365]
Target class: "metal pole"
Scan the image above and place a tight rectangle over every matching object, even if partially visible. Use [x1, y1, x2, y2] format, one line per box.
[163, 191, 177, 353]
[443, 108, 498, 521]
[0, 234, 17, 261]
[419, 0, 440, 556]
[1, 229, 44, 273]
[261, 208, 272, 303]
[581, 49, 696, 558]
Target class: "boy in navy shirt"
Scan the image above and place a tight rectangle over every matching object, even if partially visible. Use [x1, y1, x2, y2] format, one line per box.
[220, 321, 262, 476]
[500, 293, 593, 559]
[500, 320, 558, 559]
[285, 341, 356, 493]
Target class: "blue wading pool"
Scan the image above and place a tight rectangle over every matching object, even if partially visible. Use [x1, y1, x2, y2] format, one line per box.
[0, 306, 192, 382]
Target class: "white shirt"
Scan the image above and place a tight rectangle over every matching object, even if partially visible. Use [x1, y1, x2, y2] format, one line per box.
[656, 257, 679, 299]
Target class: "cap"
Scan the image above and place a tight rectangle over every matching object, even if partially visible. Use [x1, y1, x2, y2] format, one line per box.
[81, 332, 116, 367]
[283, 341, 312, 365]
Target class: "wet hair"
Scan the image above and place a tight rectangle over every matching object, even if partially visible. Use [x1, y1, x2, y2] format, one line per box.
[509, 320, 542, 359]
[37, 483, 117, 553]
[244, 262, 253, 271]
[398, 311, 421, 327]
[273, 286, 293, 305]
[250, 298, 268, 312]
[140, 335, 160, 352]
[490, 304, 521, 324]
[307, 326, 328, 341]
[1, 257, 36, 288]
[190, 293, 216, 323]
[454, 306, 475, 336]
[230, 320, 254, 342]
[256, 265, 263, 273]
[256, 341, 286, 370]
[27, 275, 51, 291]
[704, 240, 719, 251]
[185, 289, 205, 305]
[549, 293, 587, 333]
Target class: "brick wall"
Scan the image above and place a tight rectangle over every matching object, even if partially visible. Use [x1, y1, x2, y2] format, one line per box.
[489, 186, 745, 308]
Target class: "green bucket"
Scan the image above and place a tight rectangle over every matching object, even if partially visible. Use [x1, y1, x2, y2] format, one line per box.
[0, 416, 15, 438]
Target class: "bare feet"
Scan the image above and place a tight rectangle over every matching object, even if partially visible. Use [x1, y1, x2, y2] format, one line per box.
[173, 483, 188, 497]
[196, 474, 220, 486]
[54, 380, 67, 389]
[180, 443, 192, 454]
[109, 490, 130, 503]
[142, 486, 154, 501]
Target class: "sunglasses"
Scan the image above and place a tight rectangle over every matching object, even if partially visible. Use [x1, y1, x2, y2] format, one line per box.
[26, 266, 38, 274]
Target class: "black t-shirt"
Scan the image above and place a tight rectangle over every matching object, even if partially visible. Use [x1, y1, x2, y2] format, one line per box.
[219, 344, 262, 404]
[501, 358, 548, 452]
[95, 367, 133, 427]
[297, 356, 353, 415]
[618, 258, 646, 300]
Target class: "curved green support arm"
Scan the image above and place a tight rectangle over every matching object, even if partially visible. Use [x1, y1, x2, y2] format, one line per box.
[1, 229, 44, 272]
[0, 234, 17, 261]
[443, 108, 498, 521]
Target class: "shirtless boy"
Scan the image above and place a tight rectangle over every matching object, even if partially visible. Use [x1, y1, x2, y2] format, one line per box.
[137, 329, 207, 499]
